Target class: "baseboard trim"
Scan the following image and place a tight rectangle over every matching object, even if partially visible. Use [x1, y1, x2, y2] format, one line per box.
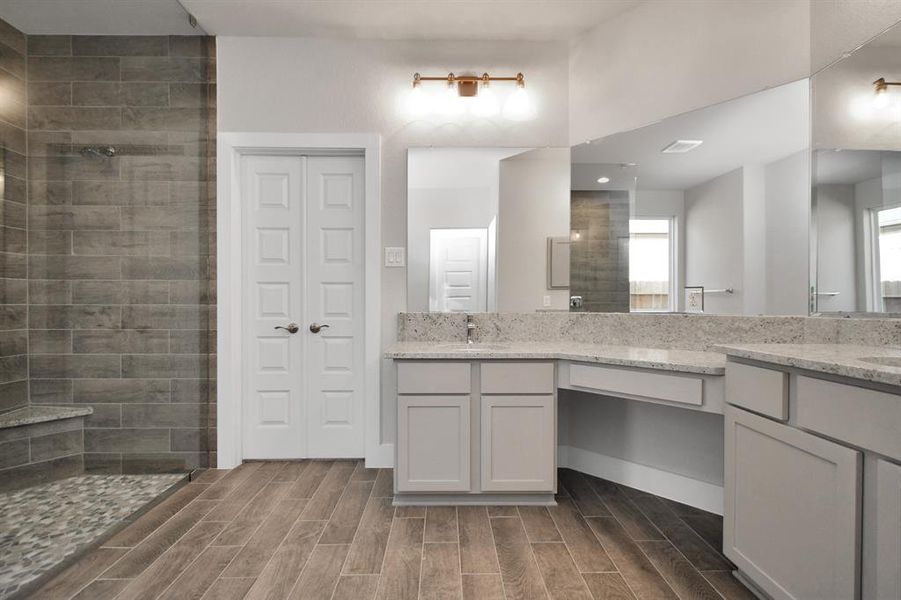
[559, 445, 723, 515]
[366, 443, 394, 469]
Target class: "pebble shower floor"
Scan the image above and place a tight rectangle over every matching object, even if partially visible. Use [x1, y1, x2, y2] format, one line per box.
[0, 474, 183, 598]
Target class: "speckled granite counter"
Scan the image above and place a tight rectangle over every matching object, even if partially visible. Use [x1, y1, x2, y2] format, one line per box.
[385, 342, 727, 375]
[718, 343, 901, 388]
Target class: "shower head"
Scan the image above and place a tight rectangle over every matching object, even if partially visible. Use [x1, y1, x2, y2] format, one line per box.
[79, 145, 116, 158]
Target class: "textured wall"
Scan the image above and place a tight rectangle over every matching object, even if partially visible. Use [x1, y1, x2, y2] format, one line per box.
[0, 19, 28, 414]
[26, 34, 216, 473]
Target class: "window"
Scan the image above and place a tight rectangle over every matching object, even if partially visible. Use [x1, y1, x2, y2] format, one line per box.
[629, 219, 673, 312]
[877, 206, 901, 312]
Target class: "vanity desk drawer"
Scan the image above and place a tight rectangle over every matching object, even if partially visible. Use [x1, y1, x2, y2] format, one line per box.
[397, 361, 470, 394]
[567, 363, 703, 406]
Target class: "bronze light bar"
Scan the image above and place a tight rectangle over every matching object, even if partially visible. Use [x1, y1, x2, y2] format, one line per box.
[413, 72, 525, 97]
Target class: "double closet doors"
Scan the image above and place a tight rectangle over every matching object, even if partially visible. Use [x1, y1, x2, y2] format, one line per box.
[242, 154, 365, 459]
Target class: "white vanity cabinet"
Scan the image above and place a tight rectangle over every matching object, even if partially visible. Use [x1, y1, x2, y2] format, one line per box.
[395, 360, 556, 500]
[724, 359, 901, 600]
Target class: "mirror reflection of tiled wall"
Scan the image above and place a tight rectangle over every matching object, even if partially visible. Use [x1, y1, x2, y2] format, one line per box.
[570, 190, 630, 312]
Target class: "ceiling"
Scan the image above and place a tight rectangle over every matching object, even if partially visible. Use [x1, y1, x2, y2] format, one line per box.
[571, 79, 811, 190]
[0, 0, 640, 40]
[0, 1, 201, 35]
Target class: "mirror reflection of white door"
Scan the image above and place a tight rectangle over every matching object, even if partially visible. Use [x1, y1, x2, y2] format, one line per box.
[429, 228, 488, 312]
[242, 154, 365, 459]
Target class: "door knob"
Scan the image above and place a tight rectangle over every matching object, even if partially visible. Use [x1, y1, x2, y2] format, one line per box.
[309, 323, 331, 334]
[274, 323, 299, 334]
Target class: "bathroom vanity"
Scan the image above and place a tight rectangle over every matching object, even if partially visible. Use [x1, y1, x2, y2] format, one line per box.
[719, 344, 901, 600]
[388, 340, 728, 506]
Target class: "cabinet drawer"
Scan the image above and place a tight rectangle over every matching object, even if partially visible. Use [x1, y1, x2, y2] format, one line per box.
[397, 395, 471, 492]
[725, 361, 788, 419]
[397, 362, 470, 394]
[569, 363, 702, 406]
[481, 362, 555, 394]
[481, 395, 555, 492]
[795, 375, 901, 461]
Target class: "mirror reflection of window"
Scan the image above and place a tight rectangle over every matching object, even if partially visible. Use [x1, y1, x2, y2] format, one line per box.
[876, 206, 901, 312]
[629, 219, 673, 312]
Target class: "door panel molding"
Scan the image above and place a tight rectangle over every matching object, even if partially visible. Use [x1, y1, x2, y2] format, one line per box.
[218, 132, 384, 469]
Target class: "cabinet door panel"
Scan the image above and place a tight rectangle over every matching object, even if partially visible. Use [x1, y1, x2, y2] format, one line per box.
[397, 395, 470, 492]
[481, 395, 555, 492]
[876, 459, 901, 600]
[724, 406, 861, 600]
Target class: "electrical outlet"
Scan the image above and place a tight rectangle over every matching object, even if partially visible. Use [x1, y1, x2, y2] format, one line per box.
[543, 295, 551, 307]
[384, 247, 406, 267]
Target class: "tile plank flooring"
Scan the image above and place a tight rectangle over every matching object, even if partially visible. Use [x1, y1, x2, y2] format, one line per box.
[33, 463, 755, 600]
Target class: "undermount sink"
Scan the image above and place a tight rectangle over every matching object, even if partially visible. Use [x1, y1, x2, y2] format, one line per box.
[858, 356, 901, 368]
[436, 343, 510, 351]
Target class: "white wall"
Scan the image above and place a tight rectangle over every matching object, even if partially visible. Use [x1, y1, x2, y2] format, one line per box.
[742, 165, 768, 315]
[685, 168, 745, 314]
[815, 184, 858, 311]
[765, 151, 811, 315]
[497, 147, 571, 312]
[562, 391, 725, 487]
[217, 36, 569, 445]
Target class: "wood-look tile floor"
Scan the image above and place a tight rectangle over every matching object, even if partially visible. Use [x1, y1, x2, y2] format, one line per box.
[32, 462, 756, 600]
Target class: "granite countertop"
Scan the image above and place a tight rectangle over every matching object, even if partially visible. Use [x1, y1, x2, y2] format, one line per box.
[718, 343, 901, 388]
[385, 342, 727, 375]
[0, 405, 94, 429]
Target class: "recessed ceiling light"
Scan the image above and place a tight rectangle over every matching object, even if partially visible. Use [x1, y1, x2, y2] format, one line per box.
[596, 176, 610, 183]
[661, 140, 704, 154]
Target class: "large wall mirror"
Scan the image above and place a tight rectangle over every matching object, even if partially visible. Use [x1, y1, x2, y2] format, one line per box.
[572, 80, 811, 315]
[811, 20, 901, 314]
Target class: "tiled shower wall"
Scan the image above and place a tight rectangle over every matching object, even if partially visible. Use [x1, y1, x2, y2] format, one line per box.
[0, 20, 27, 414]
[26, 33, 216, 473]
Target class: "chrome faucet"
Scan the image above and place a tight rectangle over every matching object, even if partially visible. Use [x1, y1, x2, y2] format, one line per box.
[466, 314, 476, 345]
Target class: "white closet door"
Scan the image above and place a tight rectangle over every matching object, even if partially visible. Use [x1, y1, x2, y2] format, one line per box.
[242, 155, 305, 459]
[242, 154, 365, 459]
[305, 156, 366, 457]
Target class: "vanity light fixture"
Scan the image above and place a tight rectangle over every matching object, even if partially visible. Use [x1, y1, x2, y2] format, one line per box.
[661, 140, 703, 153]
[408, 72, 534, 120]
[873, 77, 900, 109]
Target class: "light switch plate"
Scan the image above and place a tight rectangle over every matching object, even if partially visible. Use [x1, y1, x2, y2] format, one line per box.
[384, 247, 406, 267]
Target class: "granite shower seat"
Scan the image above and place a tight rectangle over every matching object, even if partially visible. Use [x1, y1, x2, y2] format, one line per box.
[0, 406, 93, 493]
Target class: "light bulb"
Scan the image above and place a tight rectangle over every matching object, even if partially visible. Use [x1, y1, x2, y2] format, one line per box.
[503, 85, 535, 121]
[437, 83, 464, 116]
[596, 177, 610, 184]
[406, 84, 429, 117]
[874, 86, 890, 109]
[471, 85, 499, 117]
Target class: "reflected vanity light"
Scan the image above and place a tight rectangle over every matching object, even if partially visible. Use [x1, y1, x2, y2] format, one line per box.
[407, 72, 534, 120]
[596, 176, 610, 183]
[872, 77, 900, 109]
